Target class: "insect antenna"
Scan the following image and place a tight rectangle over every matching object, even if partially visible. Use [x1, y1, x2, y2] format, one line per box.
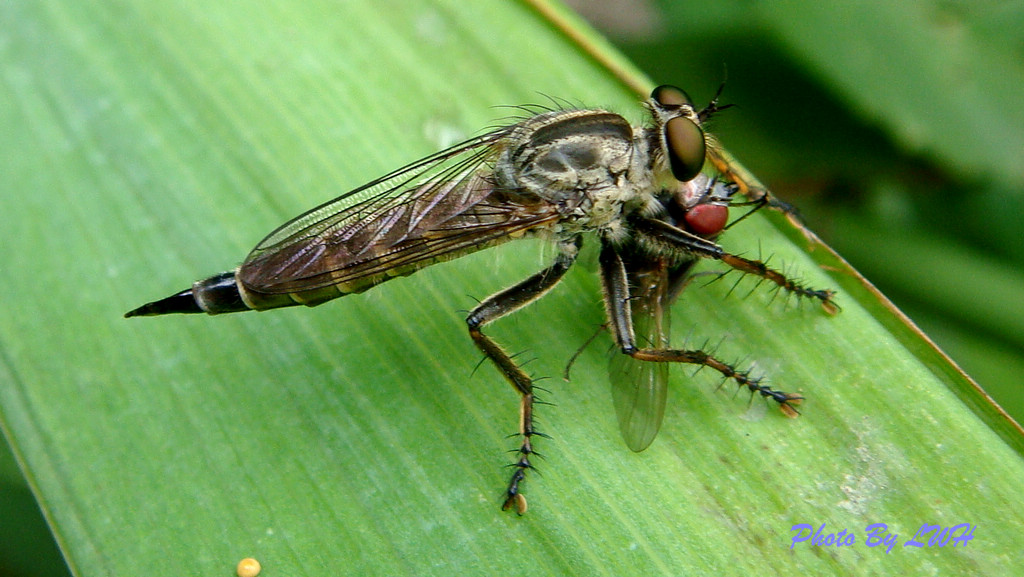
[697, 76, 735, 123]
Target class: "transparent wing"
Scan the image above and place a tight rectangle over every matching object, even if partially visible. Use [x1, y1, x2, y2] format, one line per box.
[238, 126, 561, 294]
[609, 174, 738, 451]
[609, 256, 672, 452]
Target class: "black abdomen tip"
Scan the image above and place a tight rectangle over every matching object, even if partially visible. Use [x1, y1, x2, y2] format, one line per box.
[125, 271, 252, 317]
[124, 289, 204, 317]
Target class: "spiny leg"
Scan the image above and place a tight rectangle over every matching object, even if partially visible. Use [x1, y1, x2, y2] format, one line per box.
[628, 214, 838, 313]
[627, 348, 802, 417]
[599, 242, 804, 416]
[466, 238, 580, 514]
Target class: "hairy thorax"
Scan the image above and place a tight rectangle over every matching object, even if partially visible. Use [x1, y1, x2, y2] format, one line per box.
[493, 108, 656, 239]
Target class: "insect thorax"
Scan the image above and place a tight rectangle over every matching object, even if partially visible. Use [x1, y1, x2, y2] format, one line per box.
[494, 109, 655, 236]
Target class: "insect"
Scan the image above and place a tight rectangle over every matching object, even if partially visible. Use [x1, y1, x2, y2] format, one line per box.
[126, 85, 837, 514]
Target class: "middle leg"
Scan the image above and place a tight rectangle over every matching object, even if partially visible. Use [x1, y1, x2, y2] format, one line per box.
[599, 241, 804, 416]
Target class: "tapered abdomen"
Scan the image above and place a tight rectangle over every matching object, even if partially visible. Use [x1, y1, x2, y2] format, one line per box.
[125, 270, 279, 317]
[124, 259, 426, 316]
[123, 266, 396, 317]
[123, 239, 488, 318]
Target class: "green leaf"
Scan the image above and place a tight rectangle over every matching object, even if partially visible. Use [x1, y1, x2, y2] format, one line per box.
[652, 0, 1024, 188]
[757, 0, 1024, 188]
[2, 1, 1023, 576]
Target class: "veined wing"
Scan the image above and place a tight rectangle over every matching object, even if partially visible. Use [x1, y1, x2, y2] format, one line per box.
[610, 255, 672, 452]
[610, 174, 739, 451]
[238, 127, 561, 295]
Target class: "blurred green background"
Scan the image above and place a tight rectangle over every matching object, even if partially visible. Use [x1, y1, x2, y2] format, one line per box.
[3, 1, 1023, 575]
[567, 0, 1024, 421]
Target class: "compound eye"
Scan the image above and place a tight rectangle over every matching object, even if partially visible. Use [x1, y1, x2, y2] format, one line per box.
[665, 116, 705, 182]
[685, 203, 729, 237]
[651, 85, 693, 109]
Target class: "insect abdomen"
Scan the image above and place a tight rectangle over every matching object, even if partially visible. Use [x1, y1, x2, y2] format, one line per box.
[124, 258, 431, 317]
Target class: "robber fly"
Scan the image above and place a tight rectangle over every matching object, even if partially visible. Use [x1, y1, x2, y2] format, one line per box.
[126, 85, 836, 514]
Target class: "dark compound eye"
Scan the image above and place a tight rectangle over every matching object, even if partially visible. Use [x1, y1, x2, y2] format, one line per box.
[684, 203, 729, 237]
[651, 85, 693, 109]
[664, 116, 705, 182]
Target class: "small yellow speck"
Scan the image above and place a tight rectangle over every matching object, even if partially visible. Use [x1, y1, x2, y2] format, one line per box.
[236, 557, 261, 577]
[513, 493, 528, 515]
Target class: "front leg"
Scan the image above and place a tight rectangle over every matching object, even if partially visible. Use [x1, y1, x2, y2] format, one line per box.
[705, 146, 802, 217]
[466, 237, 580, 514]
[628, 214, 838, 313]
